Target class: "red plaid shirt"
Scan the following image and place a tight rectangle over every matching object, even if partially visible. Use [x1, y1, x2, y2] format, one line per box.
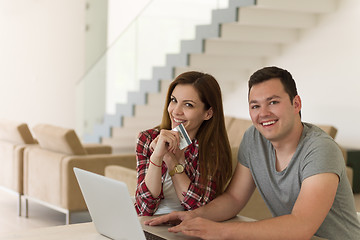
[134, 128, 217, 216]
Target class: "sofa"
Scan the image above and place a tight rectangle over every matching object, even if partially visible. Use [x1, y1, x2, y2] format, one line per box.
[105, 117, 353, 220]
[22, 124, 137, 224]
[0, 120, 37, 216]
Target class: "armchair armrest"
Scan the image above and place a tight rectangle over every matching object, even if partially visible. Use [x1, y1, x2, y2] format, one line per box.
[62, 154, 136, 210]
[83, 143, 112, 155]
[105, 165, 137, 196]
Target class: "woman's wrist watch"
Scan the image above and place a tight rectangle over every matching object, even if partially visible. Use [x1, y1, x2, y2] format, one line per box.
[169, 164, 184, 176]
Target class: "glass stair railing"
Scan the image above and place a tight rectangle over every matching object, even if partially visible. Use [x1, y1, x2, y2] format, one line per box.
[76, 0, 255, 141]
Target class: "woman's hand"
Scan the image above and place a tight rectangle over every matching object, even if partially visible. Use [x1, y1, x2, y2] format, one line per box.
[145, 129, 186, 199]
[144, 210, 196, 226]
[149, 135, 159, 151]
[162, 148, 186, 170]
[151, 129, 180, 160]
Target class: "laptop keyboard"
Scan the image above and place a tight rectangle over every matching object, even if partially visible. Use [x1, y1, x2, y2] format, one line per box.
[143, 230, 167, 240]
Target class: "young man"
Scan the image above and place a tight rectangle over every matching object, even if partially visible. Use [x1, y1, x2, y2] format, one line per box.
[145, 66, 360, 239]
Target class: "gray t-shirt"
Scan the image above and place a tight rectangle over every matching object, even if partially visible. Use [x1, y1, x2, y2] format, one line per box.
[238, 123, 360, 239]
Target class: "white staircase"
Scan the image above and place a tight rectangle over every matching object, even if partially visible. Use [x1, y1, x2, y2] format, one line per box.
[102, 80, 170, 153]
[98, 0, 338, 153]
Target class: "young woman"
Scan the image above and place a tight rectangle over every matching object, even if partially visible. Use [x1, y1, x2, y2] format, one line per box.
[135, 71, 233, 216]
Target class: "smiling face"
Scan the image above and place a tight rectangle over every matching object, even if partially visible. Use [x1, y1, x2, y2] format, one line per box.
[248, 78, 301, 144]
[168, 84, 213, 139]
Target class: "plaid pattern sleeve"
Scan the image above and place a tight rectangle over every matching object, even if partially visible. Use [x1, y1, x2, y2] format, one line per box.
[134, 129, 166, 216]
[181, 141, 217, 210]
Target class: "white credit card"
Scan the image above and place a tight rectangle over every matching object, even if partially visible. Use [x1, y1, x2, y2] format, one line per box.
[172, 123, 192, 150]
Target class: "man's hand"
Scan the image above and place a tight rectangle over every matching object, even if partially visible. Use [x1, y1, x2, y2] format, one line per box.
[144, 211, 193, 226]
[169, 217, 227, 240]
[145, 211, 227, 240]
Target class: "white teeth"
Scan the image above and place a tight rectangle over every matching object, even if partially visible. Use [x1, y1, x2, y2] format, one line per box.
[174, 118, 184, 123]
[262, 121, 276, 126]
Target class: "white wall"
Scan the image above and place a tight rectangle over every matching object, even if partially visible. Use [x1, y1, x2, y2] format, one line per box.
[107, 0, 151, 46]
[0, 0, 85, 129]
[225, 0, 360, 149]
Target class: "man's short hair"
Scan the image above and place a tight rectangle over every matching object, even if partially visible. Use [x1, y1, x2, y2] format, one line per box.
[248, 66, 298, 102]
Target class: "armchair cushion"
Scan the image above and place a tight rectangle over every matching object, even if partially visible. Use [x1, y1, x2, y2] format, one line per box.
[317, 125, 338, 139]
[0, 120, 36, 144]
[226, 118, 253, 148]
[33, 124, 86, 155]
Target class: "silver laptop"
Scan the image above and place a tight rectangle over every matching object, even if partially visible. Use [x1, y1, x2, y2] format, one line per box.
[73, 167, 166, 240]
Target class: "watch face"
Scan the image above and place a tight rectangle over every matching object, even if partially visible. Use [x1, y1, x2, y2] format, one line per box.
[175, 164, 184, 173]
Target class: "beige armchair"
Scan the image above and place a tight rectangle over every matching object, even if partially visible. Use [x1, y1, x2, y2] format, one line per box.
[23, 124, 136, 224]
[0, 120, 37, 216]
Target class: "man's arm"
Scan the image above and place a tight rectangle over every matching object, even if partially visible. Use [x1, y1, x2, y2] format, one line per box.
[169, 172, 339, 240]
[194, 162, 256, 221]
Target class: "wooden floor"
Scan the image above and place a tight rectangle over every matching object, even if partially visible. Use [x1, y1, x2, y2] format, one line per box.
[0, 188, 359, 234]
[0, 189, 91, 234]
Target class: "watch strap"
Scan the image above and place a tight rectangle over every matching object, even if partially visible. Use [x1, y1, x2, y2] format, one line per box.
[169, 164, 184, 176]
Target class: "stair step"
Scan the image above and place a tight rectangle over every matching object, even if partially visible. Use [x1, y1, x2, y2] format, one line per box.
[218, 81, 239, 94]
[134, 104, 164, 117]
[111, 126, 143, 138]
[122, 115, 160, 129]
[255, 0, 337, 13]
[159, 80, 172, 92]
[146, 92, 167, 106]
[174, 66, 249, 94]
[221, 23, 298, 43]
[175, 66, 251, 83]
[102, 137, 137, 147]
[204, 39, 281, 57]
[189, 54, 263, 70]
[112, 147, 135, 155]
[238, 7, 316, 29]
[101, 137, 136, 154]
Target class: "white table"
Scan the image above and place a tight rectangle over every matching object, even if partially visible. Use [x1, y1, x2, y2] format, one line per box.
[0, 215, 325, 239]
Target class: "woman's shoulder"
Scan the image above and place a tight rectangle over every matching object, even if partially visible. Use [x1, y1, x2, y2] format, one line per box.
[138, 128, 160, 140]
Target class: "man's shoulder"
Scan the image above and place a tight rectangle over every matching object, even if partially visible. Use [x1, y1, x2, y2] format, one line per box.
[302, 123, 334, 142]
[241, 125, 268, 149]
[243, 125, 263, 141]
[300, 122, 339, 152]
[243, 124, 257, 135]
